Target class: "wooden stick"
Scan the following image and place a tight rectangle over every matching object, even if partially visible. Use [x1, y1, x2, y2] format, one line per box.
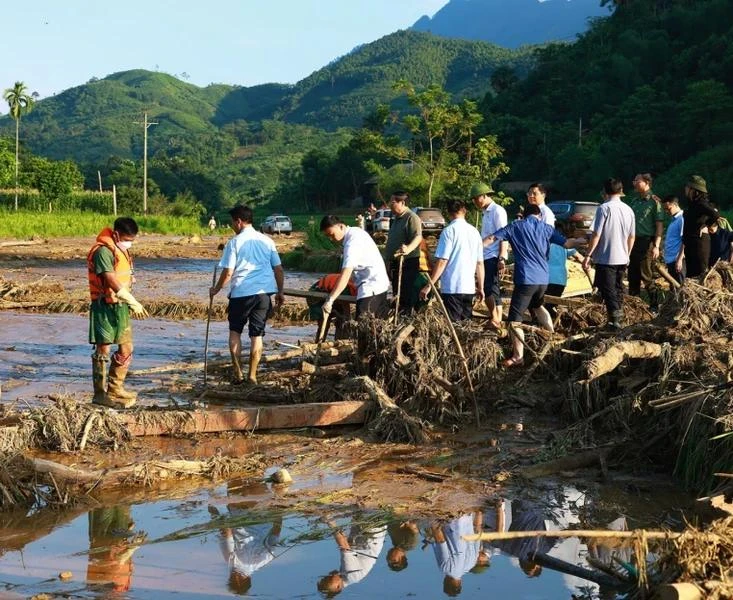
[425, 279, 480, 427]
[393, 253, 404, 324]
[464, 529, 692, 543]
[655, 262, 681, 289]
[204, 265, 217, 386]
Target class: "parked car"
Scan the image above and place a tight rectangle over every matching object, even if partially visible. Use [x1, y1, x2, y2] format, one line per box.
[413, 207, 446, 236]
[260, 214, 293, 235]
[369, 208, 392, 234]
[546, 201, 599, 236]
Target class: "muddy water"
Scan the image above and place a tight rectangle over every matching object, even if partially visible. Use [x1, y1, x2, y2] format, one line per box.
[2, 258, 321, 300]
[0, 312, 317, 405]
[0, 477, 690, 599]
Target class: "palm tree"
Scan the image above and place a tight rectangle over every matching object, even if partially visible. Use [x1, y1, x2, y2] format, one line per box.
[3, 82, 35, 211]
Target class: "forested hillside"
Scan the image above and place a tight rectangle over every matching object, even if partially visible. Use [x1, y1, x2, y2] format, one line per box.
[480, 0, 733, 203]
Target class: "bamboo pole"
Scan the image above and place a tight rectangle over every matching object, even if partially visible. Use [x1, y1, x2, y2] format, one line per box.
[393, 253, 404, 324]
[463, 529, 695, 543]
[425, 278, 480, 427]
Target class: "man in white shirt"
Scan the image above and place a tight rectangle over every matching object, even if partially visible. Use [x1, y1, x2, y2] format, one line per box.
[582, 179, 636, 329]
[419, 200, 484, 321]
[320, 215, 391, 319]
[210, 205, 285, 384]
[471, 181, 508, 328]
[526, 182, 556, 227]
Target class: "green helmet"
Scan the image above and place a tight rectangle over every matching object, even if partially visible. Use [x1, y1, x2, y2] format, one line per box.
[470, 182, 494, 198]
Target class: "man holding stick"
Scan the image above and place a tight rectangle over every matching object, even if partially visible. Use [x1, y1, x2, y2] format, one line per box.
[320, 215, 390, 319]
[384, 191, 423, 314]
[419, 200, 484, 321]
[210, 205, 284, 385]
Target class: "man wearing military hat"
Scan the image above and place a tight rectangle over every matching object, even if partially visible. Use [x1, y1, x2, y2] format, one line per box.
[680, 175, 719, 278]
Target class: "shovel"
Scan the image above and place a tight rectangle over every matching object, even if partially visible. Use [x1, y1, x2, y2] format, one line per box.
[203, 265, 217, 386]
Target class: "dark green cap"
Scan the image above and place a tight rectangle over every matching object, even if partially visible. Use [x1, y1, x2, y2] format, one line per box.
[687, 175, 708, 194]
[470, 182, 494, 198]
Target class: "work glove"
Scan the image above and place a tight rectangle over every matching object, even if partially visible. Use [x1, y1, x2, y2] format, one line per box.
[116, 288, 149, 318]
[322, 298, 334, 316]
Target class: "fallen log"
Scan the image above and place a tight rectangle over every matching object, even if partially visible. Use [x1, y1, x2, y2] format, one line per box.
[521, 447, 611, 478]
[582, 341, 663, 382]
[656, 583, 703, 600]
[0, 240, 46, 248]
[282, 287, 356, 303]
[28, 456, 258, 487]
[131, 341, 354, 375]
[529, 551, 627, 590]
[115, 401, 370, 436]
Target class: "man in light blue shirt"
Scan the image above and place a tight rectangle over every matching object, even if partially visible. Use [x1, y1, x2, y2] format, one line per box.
[210, 205, 285, 384]
[661, 195, 685, 284]
[582, 178, 636, 329]
[420, 200, 484, 321]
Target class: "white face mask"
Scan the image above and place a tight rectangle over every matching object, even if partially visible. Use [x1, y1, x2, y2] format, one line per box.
[117, 241, 133, 250]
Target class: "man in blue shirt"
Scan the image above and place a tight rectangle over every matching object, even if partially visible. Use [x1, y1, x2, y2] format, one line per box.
[419, 200, 484, 321]
[487, 204, 581, 367]
[210, 205, 285, 384]
[661, 196, 685, 284]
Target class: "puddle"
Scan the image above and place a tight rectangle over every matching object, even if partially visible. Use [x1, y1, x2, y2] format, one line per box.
[0, 312, 317, 405]
[0, 479, 689, 599]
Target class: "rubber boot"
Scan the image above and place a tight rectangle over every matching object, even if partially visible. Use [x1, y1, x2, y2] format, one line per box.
[105, 353, 137, 408]
[609, 309, 624, 330]
[91, 353, 109, 405]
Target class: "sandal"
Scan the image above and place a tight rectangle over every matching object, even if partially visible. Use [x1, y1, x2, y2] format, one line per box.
[501, 357, 524, 368]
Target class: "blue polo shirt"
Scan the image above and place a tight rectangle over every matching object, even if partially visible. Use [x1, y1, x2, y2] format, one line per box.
[494, 217, 566, 285]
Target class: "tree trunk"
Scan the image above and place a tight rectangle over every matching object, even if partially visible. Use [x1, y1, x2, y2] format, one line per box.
[14, 117, 19, 211]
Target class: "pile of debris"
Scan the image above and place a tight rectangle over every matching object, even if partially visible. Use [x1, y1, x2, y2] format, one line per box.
[546, 262, 733, 493]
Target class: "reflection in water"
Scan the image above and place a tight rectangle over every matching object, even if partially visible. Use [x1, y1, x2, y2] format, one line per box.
[428, 512, 487, 596]
[0, 482, 665, 599]
[318, 515, 388, 596]
[213, 479, 284, 595]
[86, 506, 146, 593]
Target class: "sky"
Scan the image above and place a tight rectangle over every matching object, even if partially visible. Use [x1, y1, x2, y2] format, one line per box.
[0, 0, 448, 114]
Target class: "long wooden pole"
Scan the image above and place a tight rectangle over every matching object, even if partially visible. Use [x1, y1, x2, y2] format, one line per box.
[463, 529, 692, 543]
[393, 253, 404, 324]
[426, 278, 480, 426]
[203, 265, 217, 385]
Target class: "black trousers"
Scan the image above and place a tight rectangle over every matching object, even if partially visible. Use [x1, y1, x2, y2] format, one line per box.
[594, 264, 626, 315]
[628, 236, 657, 297]
[684, 234, 710, 278]
[390, 256, 419, 313]
[666, 261, 685, 284]
[356, 291, 389, 319]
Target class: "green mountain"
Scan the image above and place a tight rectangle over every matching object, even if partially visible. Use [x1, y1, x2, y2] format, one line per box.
[0, 31, 532, 163]
[412, 0, 609, 48]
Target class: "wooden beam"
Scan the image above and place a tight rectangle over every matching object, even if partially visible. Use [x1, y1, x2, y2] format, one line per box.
[283, 287, 357, 303]
[116, 400, 371, 436]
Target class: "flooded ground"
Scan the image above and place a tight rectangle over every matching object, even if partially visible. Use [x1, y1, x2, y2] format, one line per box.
[0, 312, 316, 405]
[0, 468, 691, 599]
[0, 234, 708, 599]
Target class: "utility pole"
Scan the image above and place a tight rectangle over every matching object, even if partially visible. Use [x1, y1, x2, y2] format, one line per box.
[133, 112, 158, 214]
[578, 117, 583, 148]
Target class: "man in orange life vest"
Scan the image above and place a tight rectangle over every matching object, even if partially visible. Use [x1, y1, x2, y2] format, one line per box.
[88, 217, 149, 408]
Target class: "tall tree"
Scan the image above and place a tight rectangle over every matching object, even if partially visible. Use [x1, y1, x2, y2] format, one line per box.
[3, 82, 35, 210]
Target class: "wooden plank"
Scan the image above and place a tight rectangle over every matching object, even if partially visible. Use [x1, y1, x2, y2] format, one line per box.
[283, 287, 357, 303]
[117, 400, 371, 436]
